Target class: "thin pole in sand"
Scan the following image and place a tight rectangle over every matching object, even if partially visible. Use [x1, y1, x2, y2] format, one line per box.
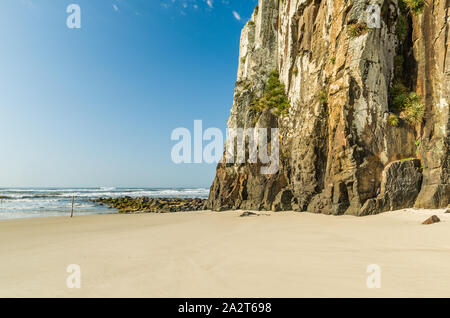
[70, 196, 74, 218]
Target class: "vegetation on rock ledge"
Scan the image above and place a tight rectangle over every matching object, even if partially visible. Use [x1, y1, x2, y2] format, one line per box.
[390, 82, 425, 125]
[250, 70, 290, 118]
[319, 90, 328, 106]
[389, 3, 425, 127]
[395, 14, 408, 42]
[400, 0, 425, 14]
[348, 22, 370, 38]
[388, 113, 400, 126]
[402, 92, 425, 124]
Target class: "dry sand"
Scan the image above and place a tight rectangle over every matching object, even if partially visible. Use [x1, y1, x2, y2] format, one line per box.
[0, 208, 449, 298]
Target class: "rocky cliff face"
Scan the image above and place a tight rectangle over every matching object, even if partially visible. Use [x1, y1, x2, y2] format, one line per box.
[208, 0, 449, 214]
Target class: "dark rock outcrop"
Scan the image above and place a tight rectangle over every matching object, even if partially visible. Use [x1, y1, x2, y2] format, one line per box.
[359, 159, 423, 215]
[415, 184, 450, 209]
[240, 211, 259, 217]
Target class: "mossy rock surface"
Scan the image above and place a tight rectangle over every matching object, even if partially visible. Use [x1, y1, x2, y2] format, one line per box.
[93, 197, 207, 214]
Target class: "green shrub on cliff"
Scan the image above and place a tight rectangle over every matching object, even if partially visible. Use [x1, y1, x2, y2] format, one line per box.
[390, 82, 408, 112]
[348, 22, 369, 38]
[396, 14, 408, 43]
[388, 113, 400, 127]
[319, 90, 328, 106]
[250, 70, 290, 117]
[389, 83, 425, 125]
[389, 1, 425, 127]
[400, 0, 425, 14]
[402, 92, 425, 124]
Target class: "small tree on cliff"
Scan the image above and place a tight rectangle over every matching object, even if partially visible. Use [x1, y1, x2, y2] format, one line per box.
[250, 70, 290, 117]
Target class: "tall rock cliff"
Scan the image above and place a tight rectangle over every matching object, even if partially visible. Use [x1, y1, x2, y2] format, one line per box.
[208, 0, 449, 215]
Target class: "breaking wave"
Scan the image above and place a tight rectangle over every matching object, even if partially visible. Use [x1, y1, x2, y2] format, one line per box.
[0, 187, 209, 220]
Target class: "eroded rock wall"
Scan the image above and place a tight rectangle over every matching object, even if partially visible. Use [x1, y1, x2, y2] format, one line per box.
[413, 0, 450, 208]
[208, 0, 449, 214]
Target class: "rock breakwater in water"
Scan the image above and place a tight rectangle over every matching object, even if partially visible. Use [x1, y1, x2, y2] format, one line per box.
[93, 197, 207, 213]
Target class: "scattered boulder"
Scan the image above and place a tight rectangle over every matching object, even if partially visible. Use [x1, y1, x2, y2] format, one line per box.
[240, 211, 259, 217]
[422, 215, 441, 225]
[239, 211, 270, 217]
[444, 208, 450, 214]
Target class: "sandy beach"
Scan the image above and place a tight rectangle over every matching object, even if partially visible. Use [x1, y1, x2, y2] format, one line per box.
[0, 209, 449, 298]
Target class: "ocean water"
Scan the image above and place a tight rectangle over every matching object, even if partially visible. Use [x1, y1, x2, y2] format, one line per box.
[0, 187, 210, 220]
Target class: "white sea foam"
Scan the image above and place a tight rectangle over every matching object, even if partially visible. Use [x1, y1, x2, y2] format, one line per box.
[0, 187, 209, 220]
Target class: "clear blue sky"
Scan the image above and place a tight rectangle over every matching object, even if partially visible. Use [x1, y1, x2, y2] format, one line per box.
[0, 0, 257, 188]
